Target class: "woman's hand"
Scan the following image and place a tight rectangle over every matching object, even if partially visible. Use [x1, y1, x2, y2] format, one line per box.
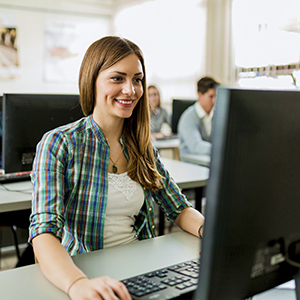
[151, 132, 165, 140]
[68, 276, 132, 300]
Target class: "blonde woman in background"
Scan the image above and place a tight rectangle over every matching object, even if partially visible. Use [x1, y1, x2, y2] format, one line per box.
[148, 85, 171, 140]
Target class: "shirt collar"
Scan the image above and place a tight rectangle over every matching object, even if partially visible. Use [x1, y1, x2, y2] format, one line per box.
[89, 115, 126, 148]
[195, 102, 214, 119]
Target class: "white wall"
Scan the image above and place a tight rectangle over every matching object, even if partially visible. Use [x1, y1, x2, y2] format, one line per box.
[0, 0, 229, 107]
[0, 0, 111, 95]
[113, 0, 208, 109]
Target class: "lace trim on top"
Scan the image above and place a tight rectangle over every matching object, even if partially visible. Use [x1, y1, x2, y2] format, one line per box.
[107, 172, 137, 201]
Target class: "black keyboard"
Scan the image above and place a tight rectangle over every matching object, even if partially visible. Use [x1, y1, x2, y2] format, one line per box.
[0, 172, 31, 184]
[121, 258, 199, 300]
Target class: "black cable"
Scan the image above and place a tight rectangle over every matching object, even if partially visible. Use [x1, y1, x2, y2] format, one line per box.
[0, 184, 32, 194]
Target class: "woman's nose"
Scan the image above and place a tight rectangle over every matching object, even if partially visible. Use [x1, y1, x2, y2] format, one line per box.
[122, 81, 135, 95]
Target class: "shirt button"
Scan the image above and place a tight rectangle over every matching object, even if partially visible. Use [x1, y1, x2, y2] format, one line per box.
[149, 208, 152, 212]
[152, 225, 155, 229]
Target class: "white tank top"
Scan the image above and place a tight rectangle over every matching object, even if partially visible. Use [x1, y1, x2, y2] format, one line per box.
[103, 172, 144, 248]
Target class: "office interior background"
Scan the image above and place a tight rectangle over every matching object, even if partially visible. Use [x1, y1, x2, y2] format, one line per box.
[0, 0, 300, 111]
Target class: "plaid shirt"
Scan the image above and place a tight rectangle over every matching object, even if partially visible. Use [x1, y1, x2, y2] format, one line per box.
[29, 115, 192, 256]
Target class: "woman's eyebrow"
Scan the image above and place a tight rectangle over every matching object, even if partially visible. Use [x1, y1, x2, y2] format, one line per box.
[110, 71, 143, 76]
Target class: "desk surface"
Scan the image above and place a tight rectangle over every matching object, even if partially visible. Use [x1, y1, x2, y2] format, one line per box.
[0, 158, 209, 213]
[152, 138, 211, 168]
[0, 231, 296, 300]
[0, 232, 199, 299]
[152, 137, 180, 149]
[180, 153, 211, 167]
[0, 180, 32, 213]
[161, 157, 209, 189]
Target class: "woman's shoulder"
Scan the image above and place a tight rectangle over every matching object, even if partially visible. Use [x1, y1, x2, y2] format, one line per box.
[40, 117, 89, 144]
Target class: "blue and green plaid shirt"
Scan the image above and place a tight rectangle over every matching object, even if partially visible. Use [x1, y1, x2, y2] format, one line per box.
[29, 115, 192, 256]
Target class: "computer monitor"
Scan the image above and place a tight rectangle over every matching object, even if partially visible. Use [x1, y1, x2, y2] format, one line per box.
[195, 87, 300, 300]
[2, 94, 84, 174]
[171, 99, 196, 134]
[0, 95, 3, 169]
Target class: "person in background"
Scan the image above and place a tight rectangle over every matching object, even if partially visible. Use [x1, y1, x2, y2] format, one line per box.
[29, 36, 205, 300]
[148, 85, 171, 140]
[178, 76, 220, 157]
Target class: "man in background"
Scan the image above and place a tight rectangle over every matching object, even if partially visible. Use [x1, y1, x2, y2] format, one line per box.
[178, 76, 220, 158]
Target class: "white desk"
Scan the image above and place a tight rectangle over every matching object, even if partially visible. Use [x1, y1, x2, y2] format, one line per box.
[0, 159, 209, 236]
[0, 231, 296, 300]
[0, 180, 32, 213]
[180, 153, 211, 167]
[0, 158, 209, 214]
[0, 232, 199, 299]
[161, 157, 209, 190]
[152, 138, 180, 160]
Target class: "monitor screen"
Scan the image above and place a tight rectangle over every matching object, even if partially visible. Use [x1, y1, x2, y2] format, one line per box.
[195, 87, 300, 300]
[172, 99, 196, 134]
[2, 94, 84, 174]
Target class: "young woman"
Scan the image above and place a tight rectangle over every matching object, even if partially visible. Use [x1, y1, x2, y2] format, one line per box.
[148, 85, 171, 140]
[29, 36, 205, 300]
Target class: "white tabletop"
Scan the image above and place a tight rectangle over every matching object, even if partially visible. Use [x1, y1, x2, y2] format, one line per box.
[0, 231, 296, 300]
[0, 158, 209, 213]
[0, 180, 32, 213]
[152, 138, 180, 150]
[160, 157, 209, 189]
[0, 231, 200, 300]
[180, 153, 211, 167]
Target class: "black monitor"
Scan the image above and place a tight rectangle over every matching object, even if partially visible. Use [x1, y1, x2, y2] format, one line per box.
[195, 87, 300, 300]
[171, 99, 196, 134]
[0, 95, 2, 169]
[2, 94, 84, 174]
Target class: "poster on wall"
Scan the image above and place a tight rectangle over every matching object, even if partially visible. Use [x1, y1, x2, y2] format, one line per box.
[44, 20, 106, 83]
[0, 15, 19, 80]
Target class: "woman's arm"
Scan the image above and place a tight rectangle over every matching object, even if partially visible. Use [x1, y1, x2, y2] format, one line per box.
[33, 233, 131, 300]
[174, 207, 205, 238]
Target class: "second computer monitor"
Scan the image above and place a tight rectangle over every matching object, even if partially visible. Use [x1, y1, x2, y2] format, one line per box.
[171, 99, 196, 134]
[2, 94, 84, 174]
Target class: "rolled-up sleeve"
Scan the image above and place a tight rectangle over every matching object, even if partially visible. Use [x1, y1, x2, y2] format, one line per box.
[29, 130, 69, 244]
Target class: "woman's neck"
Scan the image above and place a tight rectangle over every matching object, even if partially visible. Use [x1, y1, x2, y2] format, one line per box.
[92, 112, 124, 142]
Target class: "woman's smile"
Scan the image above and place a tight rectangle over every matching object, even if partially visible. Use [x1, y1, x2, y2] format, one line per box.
[115, 98, 135, 107]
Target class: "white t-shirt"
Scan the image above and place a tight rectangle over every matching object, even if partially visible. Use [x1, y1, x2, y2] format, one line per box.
[103, 172, 144, 248]
[195, 102, 214, 138]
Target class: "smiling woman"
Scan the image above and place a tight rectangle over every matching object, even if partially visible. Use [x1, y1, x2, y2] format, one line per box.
[28, 36, 205, 300]
[94, 54, 144, 121]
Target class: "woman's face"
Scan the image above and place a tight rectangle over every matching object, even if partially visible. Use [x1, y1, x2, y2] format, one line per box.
[94, 54, 144, 121]
[148, 87, 160, 109]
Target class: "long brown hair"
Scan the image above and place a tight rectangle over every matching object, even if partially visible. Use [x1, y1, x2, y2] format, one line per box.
[79, 36, 162, 191]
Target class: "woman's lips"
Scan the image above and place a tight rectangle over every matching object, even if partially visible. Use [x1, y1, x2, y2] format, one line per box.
[115, 99, 134, 106]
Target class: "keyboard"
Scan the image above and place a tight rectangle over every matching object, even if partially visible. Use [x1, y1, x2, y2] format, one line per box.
[121, 258, 199, 300]
[0, 172, 31, 184]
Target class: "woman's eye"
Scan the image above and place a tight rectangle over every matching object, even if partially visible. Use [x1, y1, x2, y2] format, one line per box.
[111, 76, 123, 82]
[134, 78, 143, 83]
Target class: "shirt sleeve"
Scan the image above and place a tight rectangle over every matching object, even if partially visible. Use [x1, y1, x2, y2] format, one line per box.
[178, 108, 212, 155]
[29, 129, 68, 244]
[163, 108, 171, 127]
[151, 149, 193, 222]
